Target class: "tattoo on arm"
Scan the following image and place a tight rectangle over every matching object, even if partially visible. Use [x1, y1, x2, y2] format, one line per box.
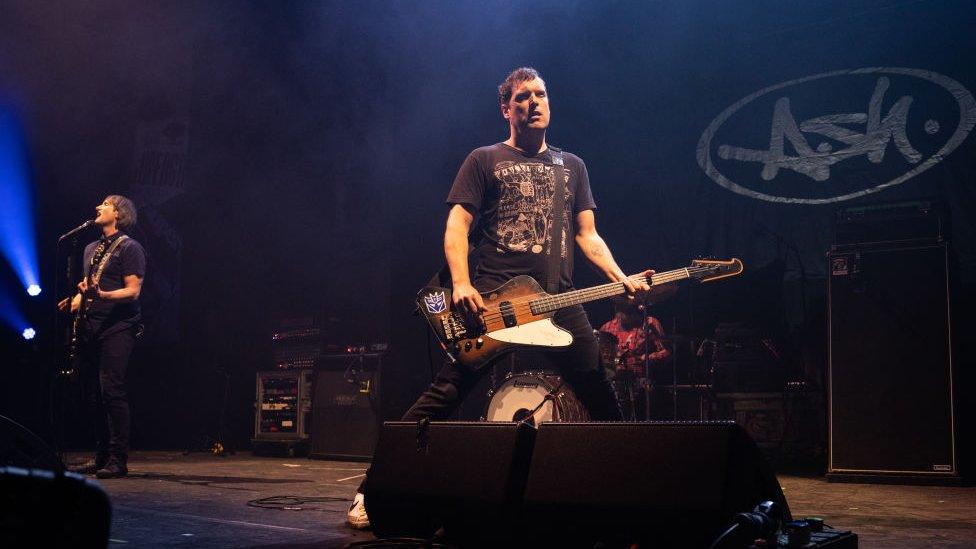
[589, 245, 605, 257]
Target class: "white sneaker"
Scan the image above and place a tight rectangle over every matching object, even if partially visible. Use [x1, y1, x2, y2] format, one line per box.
[346, 492, 370, 529]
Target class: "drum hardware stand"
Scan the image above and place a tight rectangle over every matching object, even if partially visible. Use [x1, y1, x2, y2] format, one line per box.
[516, 380, 564, 427]
[641, 303, 652, 421]
[184, 364, 233, 456]
[660, 316, 681, 421]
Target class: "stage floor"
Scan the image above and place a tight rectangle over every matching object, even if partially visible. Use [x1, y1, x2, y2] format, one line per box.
[66, 451, 975, 548]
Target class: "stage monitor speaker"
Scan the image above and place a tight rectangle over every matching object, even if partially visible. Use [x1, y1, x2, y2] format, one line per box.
[310, 367, 381, 461]
[0, 414, 63, 472]
[364, 421, 535, 543]
[828, 242, 957, 479]
[522, 421, 790, 548]
[0, 467, 111, 546]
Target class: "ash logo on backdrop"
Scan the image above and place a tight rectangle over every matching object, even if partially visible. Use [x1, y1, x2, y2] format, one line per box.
[697, 68, 976, 204]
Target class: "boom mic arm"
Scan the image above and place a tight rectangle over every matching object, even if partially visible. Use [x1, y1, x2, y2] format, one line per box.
[58, 219, 95, 242]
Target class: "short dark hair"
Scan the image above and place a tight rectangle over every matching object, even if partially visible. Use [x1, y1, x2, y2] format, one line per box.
[106, 194, 138, 229]
[498, 67, 543, 105]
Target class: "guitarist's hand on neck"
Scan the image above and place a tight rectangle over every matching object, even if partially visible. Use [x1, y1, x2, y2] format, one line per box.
[622, 269, 655, 301]
[575, 210, 654, 298]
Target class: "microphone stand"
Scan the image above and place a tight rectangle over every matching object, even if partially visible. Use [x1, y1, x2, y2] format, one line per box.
[50, 220, 93, 467]
[669, 316, 680, 421]
[641, 304, 652, 421]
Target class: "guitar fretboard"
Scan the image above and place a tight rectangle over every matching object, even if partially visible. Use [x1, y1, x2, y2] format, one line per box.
[529, 266, 711, 314]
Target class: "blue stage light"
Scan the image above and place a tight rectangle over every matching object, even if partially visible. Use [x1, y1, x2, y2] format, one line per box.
[27, 284, 41, 296]
[0, 284, 29, 337]
[22, 327, 35, 340]
[0, 107, 40, 294]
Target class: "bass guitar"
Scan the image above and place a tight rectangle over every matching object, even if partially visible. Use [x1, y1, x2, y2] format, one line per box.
[417, 258, 743, 371]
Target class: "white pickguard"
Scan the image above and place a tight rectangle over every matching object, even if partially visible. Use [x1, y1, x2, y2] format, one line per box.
[488, 318, 574, 347]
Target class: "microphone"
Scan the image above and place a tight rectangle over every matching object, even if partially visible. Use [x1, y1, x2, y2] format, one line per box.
[58, 219, 95, 242]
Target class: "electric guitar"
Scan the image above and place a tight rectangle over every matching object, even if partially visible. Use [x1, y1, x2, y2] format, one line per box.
[63, 279, 96, 380]
[417, 258, 743, 371]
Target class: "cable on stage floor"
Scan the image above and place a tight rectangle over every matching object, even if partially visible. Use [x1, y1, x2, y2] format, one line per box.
[245, 495, 349, 511]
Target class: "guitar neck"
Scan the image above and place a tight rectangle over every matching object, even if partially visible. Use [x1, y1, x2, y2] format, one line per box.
[531, 268, 696, 314]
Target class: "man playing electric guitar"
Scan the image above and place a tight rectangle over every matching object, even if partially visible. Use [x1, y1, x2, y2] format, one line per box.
[347, 67, 653, 529]
[58, 194, 146, 479]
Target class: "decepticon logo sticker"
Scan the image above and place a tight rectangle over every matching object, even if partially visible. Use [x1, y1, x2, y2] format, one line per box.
[697, 68, 976, 204]
[423, 291, 447, 314]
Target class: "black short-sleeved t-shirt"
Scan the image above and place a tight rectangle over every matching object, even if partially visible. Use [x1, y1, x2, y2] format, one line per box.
[82, 233, 147, 338]
[446, 143, 596, 292]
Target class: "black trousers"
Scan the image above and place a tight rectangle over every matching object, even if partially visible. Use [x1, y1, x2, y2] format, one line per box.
[359, 304, 620, 493]
[81, 324, 137, 461]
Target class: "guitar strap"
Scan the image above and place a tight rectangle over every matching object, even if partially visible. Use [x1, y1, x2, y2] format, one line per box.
[75, 234, 128, 329]
[547, 149, 566, 294]
[90, 234, 128, 286]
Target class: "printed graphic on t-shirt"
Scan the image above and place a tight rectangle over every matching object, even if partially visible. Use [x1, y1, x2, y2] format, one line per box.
[492, 160, 571, 257]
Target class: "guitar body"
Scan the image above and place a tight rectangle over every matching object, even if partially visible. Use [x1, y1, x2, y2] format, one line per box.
[63, 290, 95, 381]
[417, 275, 572, 370]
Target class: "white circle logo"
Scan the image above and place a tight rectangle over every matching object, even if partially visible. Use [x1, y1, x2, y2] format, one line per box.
[696, 68, 976, 204]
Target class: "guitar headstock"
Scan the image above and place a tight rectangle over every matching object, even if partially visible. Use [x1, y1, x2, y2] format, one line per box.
[690, 258, 744, 283]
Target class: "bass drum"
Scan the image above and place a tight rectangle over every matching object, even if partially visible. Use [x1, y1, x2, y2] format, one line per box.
[484, 372, 589, 426]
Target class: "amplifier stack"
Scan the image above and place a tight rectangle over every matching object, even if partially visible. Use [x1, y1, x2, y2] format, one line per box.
[253, 317, 386, 459]
[827, 201, 959, 482]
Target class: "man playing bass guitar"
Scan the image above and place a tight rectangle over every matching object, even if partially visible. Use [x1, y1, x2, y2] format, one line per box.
[348, 67, 653, 529]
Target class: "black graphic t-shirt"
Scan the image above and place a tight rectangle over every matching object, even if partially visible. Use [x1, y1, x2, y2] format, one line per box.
[446, 143, 596, 293]
[83, 233, 147, 338]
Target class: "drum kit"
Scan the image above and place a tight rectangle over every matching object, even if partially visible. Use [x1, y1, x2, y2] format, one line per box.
[482, 284, 711, 424]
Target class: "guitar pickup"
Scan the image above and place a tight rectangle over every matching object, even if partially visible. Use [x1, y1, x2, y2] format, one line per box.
[499, 301, 517, 328]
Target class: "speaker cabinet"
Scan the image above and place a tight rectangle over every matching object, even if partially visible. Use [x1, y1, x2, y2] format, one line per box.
[523, 421, 789, 547]
[364, 421, 535, 542]
[0, 467, 111, 546]
[310, 366, 381, 461]
[828, 242, 957, 479]
[0, 415, 63, 472]
[365, 421, 787, 547]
